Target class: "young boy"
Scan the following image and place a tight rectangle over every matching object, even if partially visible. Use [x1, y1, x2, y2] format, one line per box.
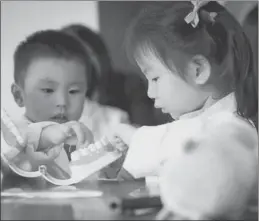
[1, 30, 95, 188]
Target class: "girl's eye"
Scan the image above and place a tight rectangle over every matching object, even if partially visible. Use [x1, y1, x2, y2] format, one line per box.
[41, 88, 54, 94]
[69, 90, 80, 94]
[152, 77, 159, 82]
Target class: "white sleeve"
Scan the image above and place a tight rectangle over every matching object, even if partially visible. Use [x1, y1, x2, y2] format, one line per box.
[123, 123, 169, 179]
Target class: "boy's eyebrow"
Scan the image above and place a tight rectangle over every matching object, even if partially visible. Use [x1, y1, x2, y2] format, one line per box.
[38, 78, 56, 84]
[38, 79, 85, 86]
[70, 82, 86, 86]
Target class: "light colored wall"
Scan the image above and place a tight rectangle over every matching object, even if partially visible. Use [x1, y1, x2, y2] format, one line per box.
[1, 1, 99, 118]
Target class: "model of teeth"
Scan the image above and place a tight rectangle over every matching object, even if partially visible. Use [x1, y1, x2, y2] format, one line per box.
[70, 137, 114, 162]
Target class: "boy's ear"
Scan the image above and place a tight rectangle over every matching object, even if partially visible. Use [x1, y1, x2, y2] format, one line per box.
[11, 83, 24, 107]
[186, 55, 211, 86]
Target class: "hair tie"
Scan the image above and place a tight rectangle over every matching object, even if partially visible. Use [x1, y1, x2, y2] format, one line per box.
[184, 0, 217, 27]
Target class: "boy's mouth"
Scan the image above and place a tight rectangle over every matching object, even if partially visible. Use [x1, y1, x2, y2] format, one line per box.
[50, 114, 68, 123]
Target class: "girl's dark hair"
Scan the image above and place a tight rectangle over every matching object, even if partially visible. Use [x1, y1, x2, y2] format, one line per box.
[242, 5, 258, 128]
[61, 24, 113, 100]
[125, 1, 258, 127]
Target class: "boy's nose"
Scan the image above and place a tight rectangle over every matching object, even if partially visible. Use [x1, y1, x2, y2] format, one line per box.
[56, 93, 68, 107]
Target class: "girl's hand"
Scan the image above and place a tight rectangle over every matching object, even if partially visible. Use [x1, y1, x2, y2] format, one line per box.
[108, 123, 137, 148]
[112, 136, 128, 153]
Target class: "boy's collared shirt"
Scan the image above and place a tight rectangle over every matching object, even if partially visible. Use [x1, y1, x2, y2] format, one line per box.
[123, 93, 258, 179]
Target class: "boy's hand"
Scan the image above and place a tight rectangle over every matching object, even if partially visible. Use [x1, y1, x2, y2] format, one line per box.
[14, 121, 93, 171]
[64, 121, 94, 147]
[38, 121, 94, 159]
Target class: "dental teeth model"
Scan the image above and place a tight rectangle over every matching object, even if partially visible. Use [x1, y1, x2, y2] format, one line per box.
[70, 137, 116, 165]
[1, 108, 122, 185]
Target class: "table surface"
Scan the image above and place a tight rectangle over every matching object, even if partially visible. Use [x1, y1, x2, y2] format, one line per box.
[1, 177, 160, 220]
[1, 176, 258, 220]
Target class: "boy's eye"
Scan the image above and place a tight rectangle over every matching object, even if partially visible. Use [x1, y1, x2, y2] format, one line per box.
[69, 90, 80, 94]
[41, 88, 54, 93]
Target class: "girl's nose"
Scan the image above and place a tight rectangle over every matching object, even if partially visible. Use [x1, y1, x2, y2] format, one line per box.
[147, 83, 156, 99]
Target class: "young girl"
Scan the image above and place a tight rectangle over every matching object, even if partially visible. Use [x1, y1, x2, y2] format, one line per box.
[110, 1, 258, 219]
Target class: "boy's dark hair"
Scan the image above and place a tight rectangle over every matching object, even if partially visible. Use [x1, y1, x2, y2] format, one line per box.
[14, 29, 91, 87]
[125, 1, 258, 127]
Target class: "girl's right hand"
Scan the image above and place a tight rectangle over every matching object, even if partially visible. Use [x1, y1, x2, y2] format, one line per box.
[109, 123, 138, 148]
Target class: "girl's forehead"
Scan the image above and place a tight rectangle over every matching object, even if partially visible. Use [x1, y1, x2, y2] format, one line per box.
[135, 45, 182, 74]
[135, 46, 164, 68]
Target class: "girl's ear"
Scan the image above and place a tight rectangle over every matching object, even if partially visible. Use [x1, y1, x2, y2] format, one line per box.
[186, 55, 211, 86]
[11, 83, 25, 107]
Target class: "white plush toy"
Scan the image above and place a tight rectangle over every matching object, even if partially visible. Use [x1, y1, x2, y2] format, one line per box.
[157, 113, 258, 220]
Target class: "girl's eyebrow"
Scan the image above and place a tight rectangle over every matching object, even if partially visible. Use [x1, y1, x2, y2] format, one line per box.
[142, 67, 151, 76]
[143, 70, 148, 76]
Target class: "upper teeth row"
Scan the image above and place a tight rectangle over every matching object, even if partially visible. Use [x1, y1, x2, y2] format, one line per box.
[71, 137, 110, 161]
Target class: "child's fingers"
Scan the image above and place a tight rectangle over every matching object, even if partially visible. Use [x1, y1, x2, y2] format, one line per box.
[63, 121, 94, 147]
[107, 135, 128, 153]
[69, 123, 85, 145]
[45, 144, 63, 160]
[75, 122, 94, 149]
[109, 135, 122, 145]
[62, 121, 84, 144]
[106, 123, 123, 142]
[26, 144, 62, 162]
[80, 122, 94, 144]
[57, 124, 72, 137]
[40, 124, 71, 149]
[115, 141, 128, 153]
